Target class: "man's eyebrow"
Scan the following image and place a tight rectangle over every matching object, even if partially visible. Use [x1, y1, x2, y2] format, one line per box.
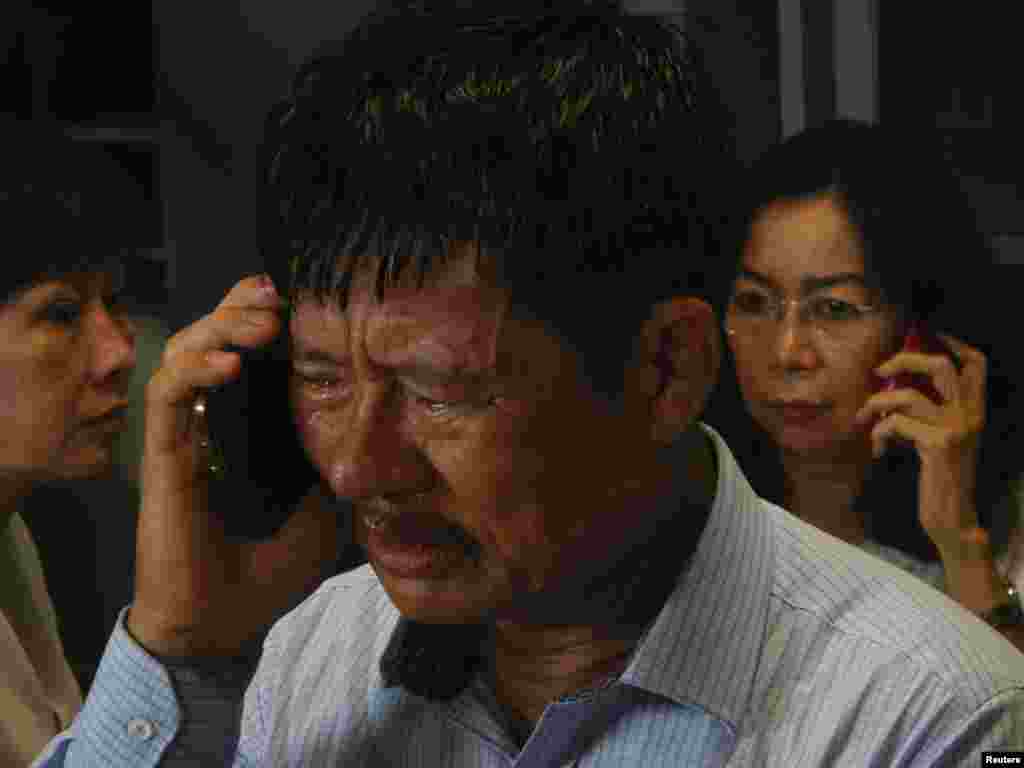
[737, 269, 868, 294]
[291, 346, 494, 383]
[291, 346, 347, 366]
[392, 360, 496, 386]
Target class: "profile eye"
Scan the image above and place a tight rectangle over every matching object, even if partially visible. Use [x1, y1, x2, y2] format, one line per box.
[415, 395, 460, 415]
[104, 291, 129, 312]
[43, 300, 82, 326]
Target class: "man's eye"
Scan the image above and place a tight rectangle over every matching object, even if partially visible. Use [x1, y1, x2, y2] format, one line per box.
[407, 386, 495, 416]
[295, 372, 341, 392]
[42, 300, 82, 326]
[414, 395, 465, 415]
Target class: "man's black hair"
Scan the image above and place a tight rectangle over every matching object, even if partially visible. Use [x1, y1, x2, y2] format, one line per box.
[262, 0, 736, 396]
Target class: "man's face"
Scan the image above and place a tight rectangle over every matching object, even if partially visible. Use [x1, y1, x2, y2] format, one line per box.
[289, 250, 654, 624]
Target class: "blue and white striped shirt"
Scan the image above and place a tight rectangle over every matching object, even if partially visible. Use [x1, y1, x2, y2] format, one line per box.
[34, 425, 1024, 766]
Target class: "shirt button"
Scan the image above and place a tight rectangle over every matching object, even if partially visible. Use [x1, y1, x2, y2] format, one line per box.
[126, 718, 156, 741]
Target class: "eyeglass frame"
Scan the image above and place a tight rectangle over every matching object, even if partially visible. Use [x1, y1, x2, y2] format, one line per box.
[722, 289, 894, 345]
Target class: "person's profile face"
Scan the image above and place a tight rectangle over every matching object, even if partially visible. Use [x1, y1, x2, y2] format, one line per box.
[725, 194, 900, 458]
[0, 270, 137, 483]
[288, 245, 649, 624]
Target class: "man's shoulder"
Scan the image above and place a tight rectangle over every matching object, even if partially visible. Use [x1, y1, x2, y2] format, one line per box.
[262, 565, 399, 672]
[764, 503, 1024, 698]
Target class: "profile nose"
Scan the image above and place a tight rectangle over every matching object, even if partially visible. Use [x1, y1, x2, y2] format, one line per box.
[90, 304, 137, 387]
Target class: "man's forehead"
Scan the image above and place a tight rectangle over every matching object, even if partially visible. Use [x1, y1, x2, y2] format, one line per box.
[290, 278, 508, 370]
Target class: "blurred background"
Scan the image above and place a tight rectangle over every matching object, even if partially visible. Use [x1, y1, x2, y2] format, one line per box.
[4, 0, 1021, 693]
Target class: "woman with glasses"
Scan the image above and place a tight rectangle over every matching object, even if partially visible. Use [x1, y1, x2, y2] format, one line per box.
[705, 118, 1024, 648]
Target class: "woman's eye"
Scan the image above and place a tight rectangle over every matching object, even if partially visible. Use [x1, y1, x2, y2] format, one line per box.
[812, 298, 860, 322]
[732, 290, 770, 315]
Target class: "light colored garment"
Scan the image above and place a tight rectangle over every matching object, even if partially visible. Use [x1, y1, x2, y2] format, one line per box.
[36, 424, 1024, 766]
[1, 512, 83, 767]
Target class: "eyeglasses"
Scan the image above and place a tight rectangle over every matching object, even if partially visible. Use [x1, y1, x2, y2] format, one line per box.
[724, 288, 886, 345]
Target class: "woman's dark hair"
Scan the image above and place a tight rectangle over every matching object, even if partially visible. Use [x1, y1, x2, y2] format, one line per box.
[1, 118, 138, 303]
[705, 118, 1021, 561]
[260, 0, 737, 398]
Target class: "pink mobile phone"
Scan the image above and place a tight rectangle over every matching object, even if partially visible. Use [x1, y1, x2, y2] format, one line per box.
[874, 323, 949, 404]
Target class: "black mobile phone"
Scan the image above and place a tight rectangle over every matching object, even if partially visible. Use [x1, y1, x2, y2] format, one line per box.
[203, 321, 321, 540]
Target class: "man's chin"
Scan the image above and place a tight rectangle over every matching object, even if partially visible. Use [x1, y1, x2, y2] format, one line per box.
[375, 566, 496, 625]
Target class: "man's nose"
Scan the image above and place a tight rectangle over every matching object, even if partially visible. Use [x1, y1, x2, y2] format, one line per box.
[323, 386, 434, 501]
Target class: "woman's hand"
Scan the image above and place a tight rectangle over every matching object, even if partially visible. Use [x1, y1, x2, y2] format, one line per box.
[853, 333, 986, 557]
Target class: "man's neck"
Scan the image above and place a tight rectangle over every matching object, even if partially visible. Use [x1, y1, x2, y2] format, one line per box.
[487, 427, 718, 733]
[487, 622, 642, 729]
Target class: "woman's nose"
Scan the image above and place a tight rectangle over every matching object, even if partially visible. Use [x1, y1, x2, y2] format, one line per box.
[773, 313, 820, 371]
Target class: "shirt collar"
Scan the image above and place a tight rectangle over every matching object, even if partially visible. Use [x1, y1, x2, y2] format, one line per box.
[617, 423, 775, 727]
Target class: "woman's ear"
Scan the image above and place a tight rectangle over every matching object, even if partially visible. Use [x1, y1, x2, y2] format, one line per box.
[631, 297, 720, 444]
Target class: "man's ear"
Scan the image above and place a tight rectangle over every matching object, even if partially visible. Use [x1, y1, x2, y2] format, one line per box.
[628, 297, 721, 444]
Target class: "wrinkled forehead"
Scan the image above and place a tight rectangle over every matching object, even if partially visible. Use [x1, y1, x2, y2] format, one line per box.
[290, 246, 509, 366]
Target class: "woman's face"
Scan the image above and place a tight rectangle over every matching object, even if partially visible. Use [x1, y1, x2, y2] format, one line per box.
[0, 271, 137, 483]
[725, 194, 902, 458]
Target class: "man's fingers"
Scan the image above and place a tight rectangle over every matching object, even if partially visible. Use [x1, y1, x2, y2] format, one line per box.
[163, 275, 283, 362]
[164, 305, 281, 362]
[145, 349, 241, 454]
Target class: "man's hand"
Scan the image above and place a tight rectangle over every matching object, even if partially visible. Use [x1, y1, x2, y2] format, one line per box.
[127, 275, 330, 657]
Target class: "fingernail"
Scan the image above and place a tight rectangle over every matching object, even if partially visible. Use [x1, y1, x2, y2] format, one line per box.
[258, 275, 278, 296]
[207, 350, 235, 365]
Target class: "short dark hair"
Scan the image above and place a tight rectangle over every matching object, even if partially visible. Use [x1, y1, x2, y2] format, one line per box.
[706, 119, 1022, 560]
[0, 119, 136, 303]
[262, 0, 736, 396]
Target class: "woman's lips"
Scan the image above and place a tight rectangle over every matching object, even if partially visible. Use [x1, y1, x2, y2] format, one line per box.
[773, 401, 830, 426]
